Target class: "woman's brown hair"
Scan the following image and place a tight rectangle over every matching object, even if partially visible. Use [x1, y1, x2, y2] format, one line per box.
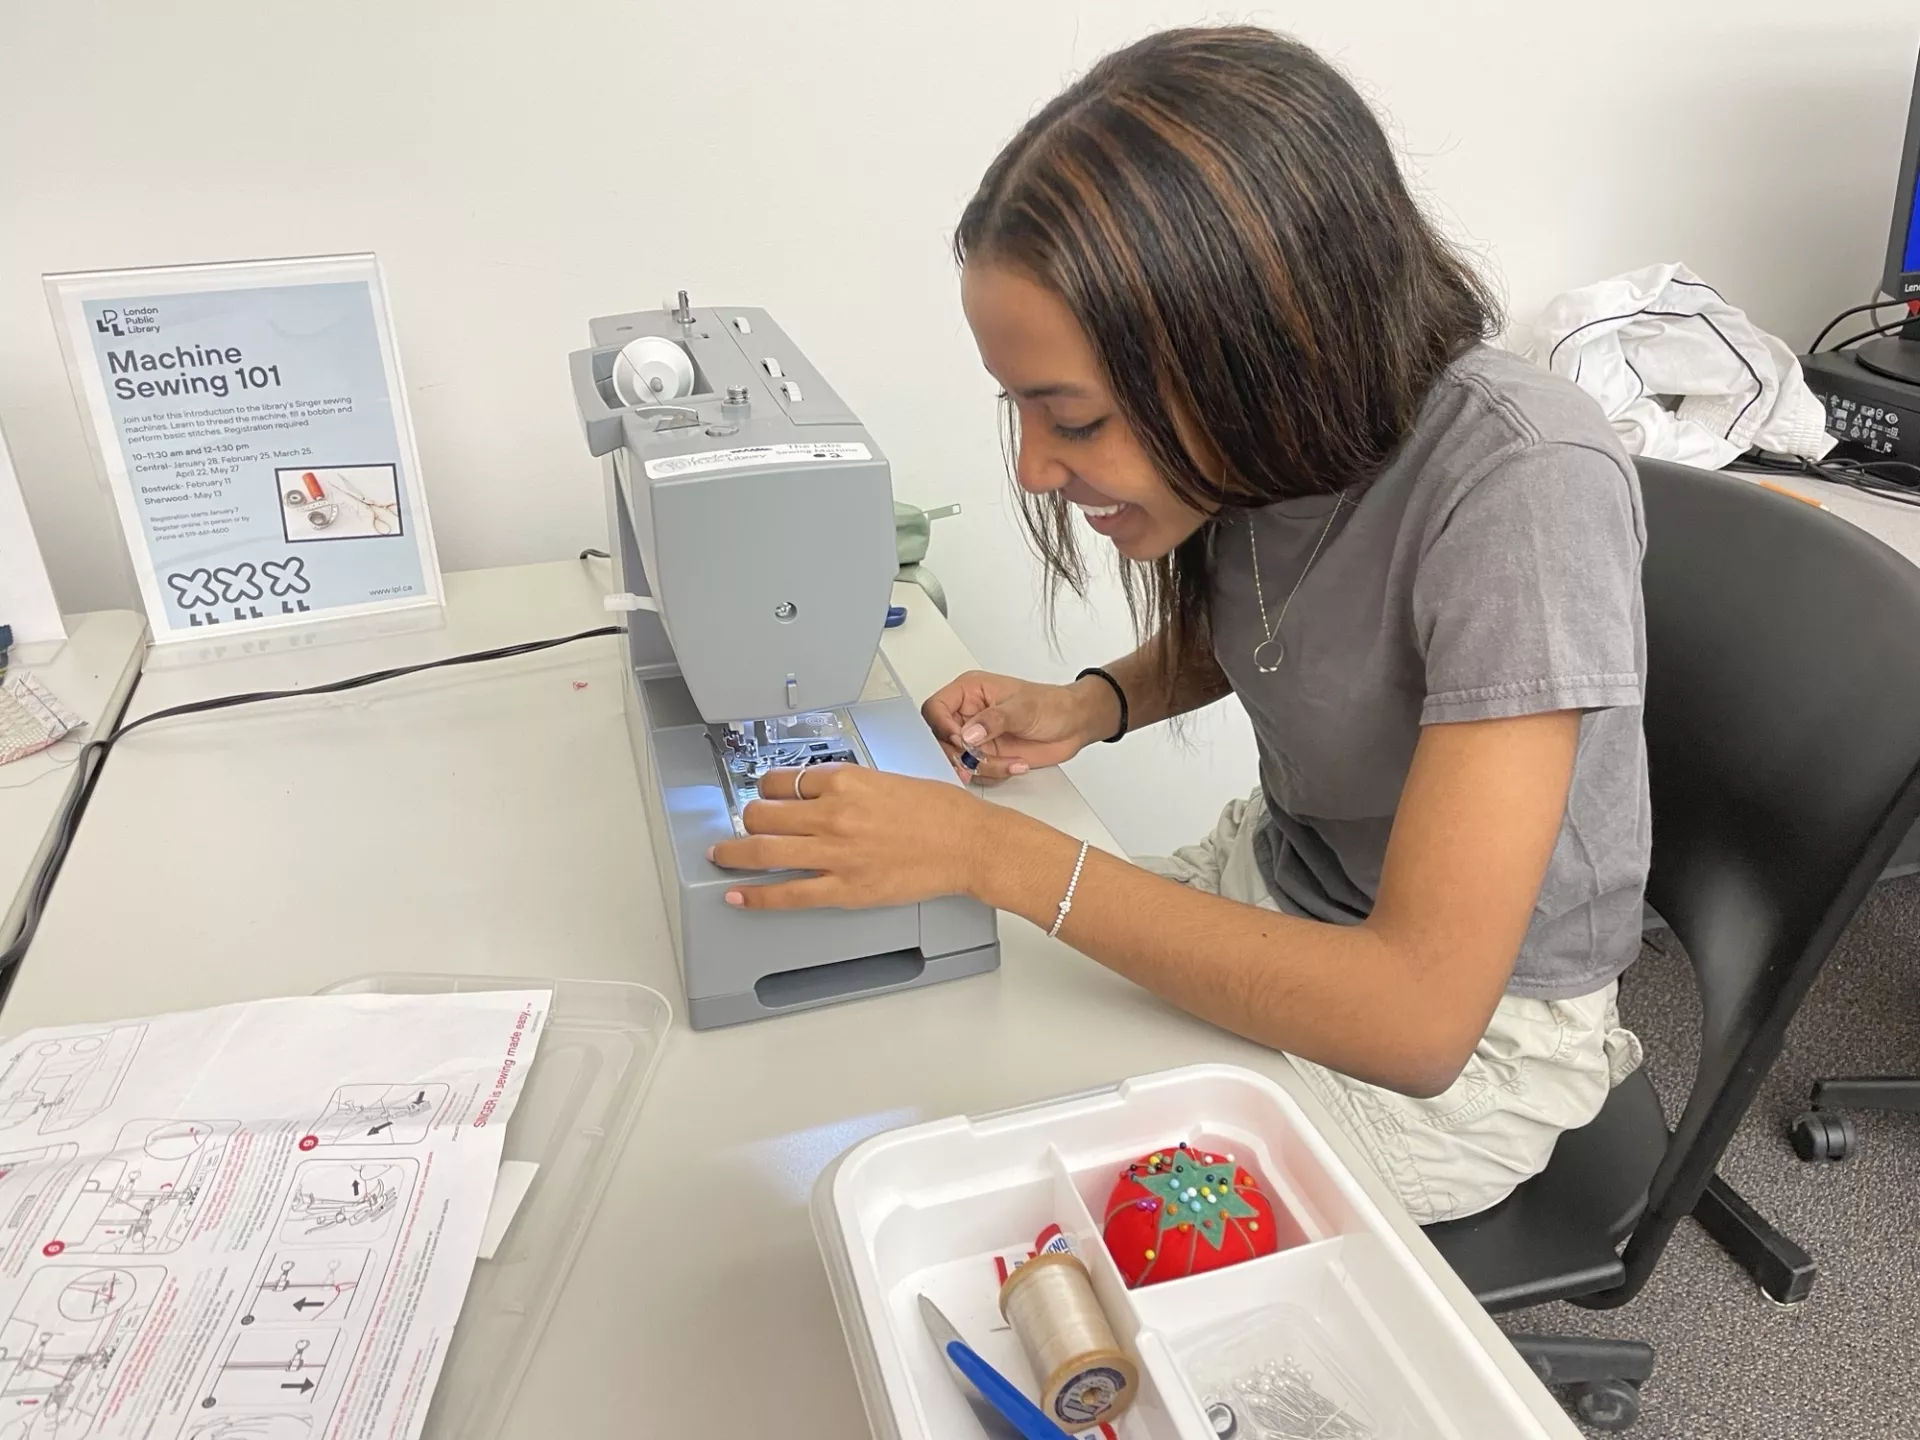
[954, 26, 1498, 680]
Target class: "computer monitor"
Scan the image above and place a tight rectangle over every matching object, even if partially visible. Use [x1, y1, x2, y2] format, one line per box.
[1885, 50, 1920, 300]
[1852, 52, 1920, 385]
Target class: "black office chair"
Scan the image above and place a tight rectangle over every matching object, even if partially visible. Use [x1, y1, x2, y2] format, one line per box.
[1421, 458, 1920, 1430]
[1791, 1076, 1919, 1161]
[1789, 913, 1920, 1161]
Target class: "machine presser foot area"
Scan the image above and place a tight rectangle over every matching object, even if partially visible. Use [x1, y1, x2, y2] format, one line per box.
[713, 711, 867, 833]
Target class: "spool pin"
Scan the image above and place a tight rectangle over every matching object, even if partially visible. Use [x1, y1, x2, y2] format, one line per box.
[998, 1249, 1138, 1429]
[611, 335, 696, 407]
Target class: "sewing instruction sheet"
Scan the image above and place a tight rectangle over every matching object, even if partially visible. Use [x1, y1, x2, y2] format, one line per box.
[0, 988, 546, 1440]
[46, 255, 440, 643]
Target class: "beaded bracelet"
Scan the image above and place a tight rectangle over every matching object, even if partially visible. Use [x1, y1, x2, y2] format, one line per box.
[1048, 840, 1091, 939]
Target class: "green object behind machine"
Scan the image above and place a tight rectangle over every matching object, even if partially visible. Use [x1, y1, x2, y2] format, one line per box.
[894, 500, 960, 616]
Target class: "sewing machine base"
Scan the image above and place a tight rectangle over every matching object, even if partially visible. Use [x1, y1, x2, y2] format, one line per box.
[685, 941, 1001, 1030]
[624, 663, 1001, 1031]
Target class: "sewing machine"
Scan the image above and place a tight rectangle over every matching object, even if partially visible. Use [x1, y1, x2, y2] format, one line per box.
[569, 296, 1000, 1029]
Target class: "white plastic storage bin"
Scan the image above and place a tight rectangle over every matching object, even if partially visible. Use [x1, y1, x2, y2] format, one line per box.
[813, 1064, 1553, 1440]
[325, 973, 671, 1440]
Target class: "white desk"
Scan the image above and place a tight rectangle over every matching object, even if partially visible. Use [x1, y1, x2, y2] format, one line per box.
[0, 562, 1578, 1438]
[0, 609, 145, 950]
[1759, 470, 1920, 564]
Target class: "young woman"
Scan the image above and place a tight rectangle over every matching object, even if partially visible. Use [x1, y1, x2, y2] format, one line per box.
[710, 26, 1647, 1224]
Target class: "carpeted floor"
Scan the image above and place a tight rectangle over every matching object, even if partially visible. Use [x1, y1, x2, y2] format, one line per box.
[1503, 875, 1920, 1438]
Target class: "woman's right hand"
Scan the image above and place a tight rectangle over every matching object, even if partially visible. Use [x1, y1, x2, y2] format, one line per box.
[921, 670, 1119, 785]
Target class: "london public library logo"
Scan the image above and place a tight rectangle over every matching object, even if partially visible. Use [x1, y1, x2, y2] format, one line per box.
[95, 306, 161, 338]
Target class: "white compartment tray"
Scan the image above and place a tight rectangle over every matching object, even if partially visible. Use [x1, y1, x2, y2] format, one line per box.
[812, 1064, 1553, 1440]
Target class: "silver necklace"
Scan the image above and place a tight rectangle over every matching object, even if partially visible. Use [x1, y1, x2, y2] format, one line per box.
[1248, 496, 1344, 674]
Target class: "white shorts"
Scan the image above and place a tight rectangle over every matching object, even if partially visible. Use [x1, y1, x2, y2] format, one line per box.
[1140, 793, 1645, 1224]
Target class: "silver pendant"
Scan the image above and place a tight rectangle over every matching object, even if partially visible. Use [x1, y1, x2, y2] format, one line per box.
[1252, 634, 1286, 673]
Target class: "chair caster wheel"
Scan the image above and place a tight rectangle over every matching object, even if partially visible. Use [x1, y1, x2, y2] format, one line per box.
[1790, 1110, 1856, 1163]
[1569, 1378, 1642, 1430]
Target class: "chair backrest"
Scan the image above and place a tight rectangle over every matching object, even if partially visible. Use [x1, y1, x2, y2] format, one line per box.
[1618, 458, 1920, 1297]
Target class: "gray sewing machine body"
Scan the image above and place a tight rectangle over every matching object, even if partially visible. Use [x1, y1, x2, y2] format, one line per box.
[571, 301, 999, 1029]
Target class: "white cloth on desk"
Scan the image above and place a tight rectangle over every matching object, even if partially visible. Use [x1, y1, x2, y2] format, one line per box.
[1520, 261, 1835, 468]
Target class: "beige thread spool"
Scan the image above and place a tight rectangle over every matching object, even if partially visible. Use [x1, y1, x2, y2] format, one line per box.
[998, 1250, 1139, 1428]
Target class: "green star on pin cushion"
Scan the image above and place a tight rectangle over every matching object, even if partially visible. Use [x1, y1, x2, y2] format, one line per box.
[1101, 1143, 1304, 1287]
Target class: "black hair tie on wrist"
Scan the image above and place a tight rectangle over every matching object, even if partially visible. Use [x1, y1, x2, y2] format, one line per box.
[1076, 666, 1129, 744]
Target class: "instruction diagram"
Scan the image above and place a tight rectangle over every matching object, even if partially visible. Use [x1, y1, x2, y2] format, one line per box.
[0, 1029, 145, 1136]
[0, 1148, 80, 1263]
[199, 1330, 337, 1410]
[299, 1085, 446, 1149]
[280, 1161, 414, 1244]
[186, 1417, 310, 1440]
[0, 1265, 162, 1439]
[44, 1120, 236, 1257]
[0, 990, 547, 1440]
[240, 1248, 370, 1326]
[0, 1146, 79, 1180]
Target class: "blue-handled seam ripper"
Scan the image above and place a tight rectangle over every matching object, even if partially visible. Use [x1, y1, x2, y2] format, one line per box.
[917, 1293, 1072, 1440]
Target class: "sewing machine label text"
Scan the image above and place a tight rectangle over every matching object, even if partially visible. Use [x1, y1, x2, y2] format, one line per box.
[51, 257, 440, 642]
[643, 440, 872, 479]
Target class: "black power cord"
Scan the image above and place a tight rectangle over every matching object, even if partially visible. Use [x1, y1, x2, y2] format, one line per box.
[1808, 299, 1915, 354]
[1826, 311, 1920, 353]
[1732, 449, 1920, 509]
[0, 624, 620, 988]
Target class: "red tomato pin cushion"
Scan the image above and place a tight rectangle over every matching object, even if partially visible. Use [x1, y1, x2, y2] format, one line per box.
[1102, 1143, 1295, 1287]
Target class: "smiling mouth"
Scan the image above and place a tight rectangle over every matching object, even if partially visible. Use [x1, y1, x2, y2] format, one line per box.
[1070, 499, 1126, 519]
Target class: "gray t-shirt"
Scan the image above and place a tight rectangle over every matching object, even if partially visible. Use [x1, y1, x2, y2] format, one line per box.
[1209, 345, 1649, 999]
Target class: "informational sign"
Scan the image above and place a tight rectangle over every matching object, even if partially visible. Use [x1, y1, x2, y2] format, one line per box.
[0, 423, 66, 647]
[46, 255, 439, 643]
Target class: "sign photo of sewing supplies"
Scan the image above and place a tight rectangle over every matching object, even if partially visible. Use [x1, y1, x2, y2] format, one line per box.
[44, 253, 441, 643]
[278, 466, 402, 542]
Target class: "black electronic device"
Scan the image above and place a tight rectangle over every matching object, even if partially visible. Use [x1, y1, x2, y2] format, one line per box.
[1799, 49, 1920, 460]
[1801, 349, 1916, 462]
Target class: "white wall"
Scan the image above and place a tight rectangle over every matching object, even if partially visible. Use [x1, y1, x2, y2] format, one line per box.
[3, 1, 1916, 854]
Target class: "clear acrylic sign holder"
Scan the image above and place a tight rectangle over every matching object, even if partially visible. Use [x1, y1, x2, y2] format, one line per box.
[46, 253, 444, 669]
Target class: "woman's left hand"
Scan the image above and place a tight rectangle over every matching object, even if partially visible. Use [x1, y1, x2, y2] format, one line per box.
[707, 765, 995, 910]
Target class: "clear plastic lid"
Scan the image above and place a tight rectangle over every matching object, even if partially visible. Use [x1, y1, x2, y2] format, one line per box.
[323, 973, 671, 1440]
